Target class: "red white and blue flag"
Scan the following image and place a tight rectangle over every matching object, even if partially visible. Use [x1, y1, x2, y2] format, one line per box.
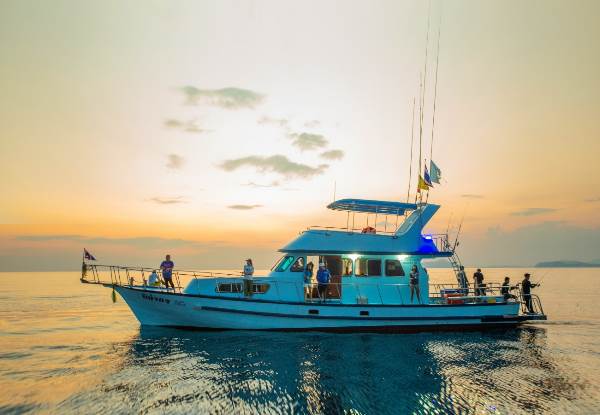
[83, 249, 96, 261]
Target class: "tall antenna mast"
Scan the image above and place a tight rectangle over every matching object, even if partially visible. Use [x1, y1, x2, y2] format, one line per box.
[430, 7, 442, 162]
[418, 0, 432, 204]
[407, 97, 416, 203]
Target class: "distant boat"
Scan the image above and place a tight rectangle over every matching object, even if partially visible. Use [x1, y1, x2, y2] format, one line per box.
[81, 198, 547, 332]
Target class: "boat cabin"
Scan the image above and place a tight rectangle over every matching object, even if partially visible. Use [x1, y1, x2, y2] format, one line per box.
[188, 199, 454, 305]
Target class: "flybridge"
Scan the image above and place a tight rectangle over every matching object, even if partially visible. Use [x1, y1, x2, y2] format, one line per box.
[327, 199, 419, 216]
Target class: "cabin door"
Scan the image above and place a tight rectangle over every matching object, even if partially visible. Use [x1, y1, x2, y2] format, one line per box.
[322, 255, 343, 299]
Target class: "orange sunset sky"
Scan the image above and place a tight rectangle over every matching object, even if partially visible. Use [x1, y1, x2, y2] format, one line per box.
[1, 0, 599, 270]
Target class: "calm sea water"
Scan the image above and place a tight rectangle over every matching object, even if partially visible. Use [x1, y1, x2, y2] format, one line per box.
[1, 268, 600, 414]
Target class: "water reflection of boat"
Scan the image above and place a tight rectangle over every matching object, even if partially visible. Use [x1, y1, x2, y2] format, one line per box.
[98, 325, 574, 414]
[81, 199, 547, 331]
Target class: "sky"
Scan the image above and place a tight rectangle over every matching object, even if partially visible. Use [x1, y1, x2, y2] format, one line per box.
[1, 0, 599, 271]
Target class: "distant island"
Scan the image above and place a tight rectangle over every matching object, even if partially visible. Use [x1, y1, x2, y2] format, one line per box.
[535, 260, 600, 268]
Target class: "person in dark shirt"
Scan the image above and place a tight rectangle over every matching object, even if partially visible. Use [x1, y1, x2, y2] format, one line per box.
[316, 262, 331, 302]
[409, 265, 421, 304]
[473, 268, 485, 296]
[160, 254, 175, 291]
[501, 276, 516, 300]
[456, 265, 468, 294]
[521, 273, 539, 313]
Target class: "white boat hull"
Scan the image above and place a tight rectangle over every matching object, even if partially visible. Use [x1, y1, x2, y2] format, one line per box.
[114, 286, 526, 332]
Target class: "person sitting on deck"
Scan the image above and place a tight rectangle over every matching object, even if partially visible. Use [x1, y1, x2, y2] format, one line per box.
[409, 265, 421, 304]
[473, 268, 485, 296]
[148, 270, 160, 286]
[316, 262, 331, 301]
[160, 255, 175, 291]
[243, 258, 254, 296]
[501, 276, 516, 300]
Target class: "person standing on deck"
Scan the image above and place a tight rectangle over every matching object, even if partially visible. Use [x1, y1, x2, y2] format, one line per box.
[521, 273, 539, 313]
[304, 261, 315, 299]
[409, 265, 421, 304]
[473, 268, 485, 296]
[160, 255, 175, 291]
[243, 259, 254, 296]
[316, 262, 331, 302]
[457, 265, 468, 293]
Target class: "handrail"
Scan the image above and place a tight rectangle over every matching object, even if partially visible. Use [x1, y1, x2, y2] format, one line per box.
[81, 263, 544, 313]
[306, 226, 398, 235]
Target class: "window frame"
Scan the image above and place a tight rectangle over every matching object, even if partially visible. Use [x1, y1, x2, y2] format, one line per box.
[216, 282, 243, 293]
[275, 255, 295, 272]
[355, 258, 382, 277]
[384, 259, 406, 277]
[290, 256, 306, 272]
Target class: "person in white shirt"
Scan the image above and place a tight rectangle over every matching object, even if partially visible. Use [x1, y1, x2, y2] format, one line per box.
[148, 270, 159, 286]
[243, 259, 254, 296]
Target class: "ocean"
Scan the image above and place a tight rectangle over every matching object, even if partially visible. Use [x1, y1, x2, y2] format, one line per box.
[1, 268, 599, 414]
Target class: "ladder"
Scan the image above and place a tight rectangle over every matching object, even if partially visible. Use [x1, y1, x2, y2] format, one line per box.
[448, 250, 469, 290]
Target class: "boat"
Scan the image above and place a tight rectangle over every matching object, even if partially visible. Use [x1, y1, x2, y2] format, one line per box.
[80, 198, 547, 332]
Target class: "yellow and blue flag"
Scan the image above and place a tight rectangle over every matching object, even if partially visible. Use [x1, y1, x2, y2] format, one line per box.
[417, 175, 430, 192]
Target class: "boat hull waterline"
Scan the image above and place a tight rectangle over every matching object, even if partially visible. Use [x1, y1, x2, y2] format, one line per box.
[114, 286, 527, 332]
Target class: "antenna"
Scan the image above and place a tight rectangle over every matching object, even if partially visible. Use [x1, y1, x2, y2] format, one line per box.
[430, 4, 442, 163]
[417, 1, 431, 205]
[453, 204, 468, 250]
[446, 211, 453, 236]
[332, 181, 336, 203]
[407, 97, 416, 203]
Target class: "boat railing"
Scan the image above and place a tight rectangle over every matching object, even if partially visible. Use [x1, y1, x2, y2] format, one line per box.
[82, 264, 539, 313]
[81, 263, 242, 293]
[306, 225, 398, 235]
[429, 234, 452, 253]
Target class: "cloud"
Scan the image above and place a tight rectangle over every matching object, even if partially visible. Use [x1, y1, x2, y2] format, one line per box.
[584, 197, 600, 203]
[243, 181, 280, 188]
[166, 154, 185, 170]
[288, 133, 328, 151]
[461, 194, 484, 199]
[17, 235, 84, 241]
[228, 204, 262, 210]
[510, 208, 558, 217]
[179, 86, 264, 109]
[15, 235, 201, 249]
[220, 155, 328, 179]
[304, 120, 321, 128]
[258, 116, 289, 129]
[320, 149, 344, 160]
[149, 196, 188, 205]
[164, 119, 210, 134]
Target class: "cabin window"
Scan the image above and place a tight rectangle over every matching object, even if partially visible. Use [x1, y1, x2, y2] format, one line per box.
[342, 258, 353, 276]
[252, 283, 270, 294]
[355, 258, 382, 276]
[385, 260, 405, 276]
[275, 256, 295, 272]
[216, 283, 242, 293]
[290, 257, 305, 272]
